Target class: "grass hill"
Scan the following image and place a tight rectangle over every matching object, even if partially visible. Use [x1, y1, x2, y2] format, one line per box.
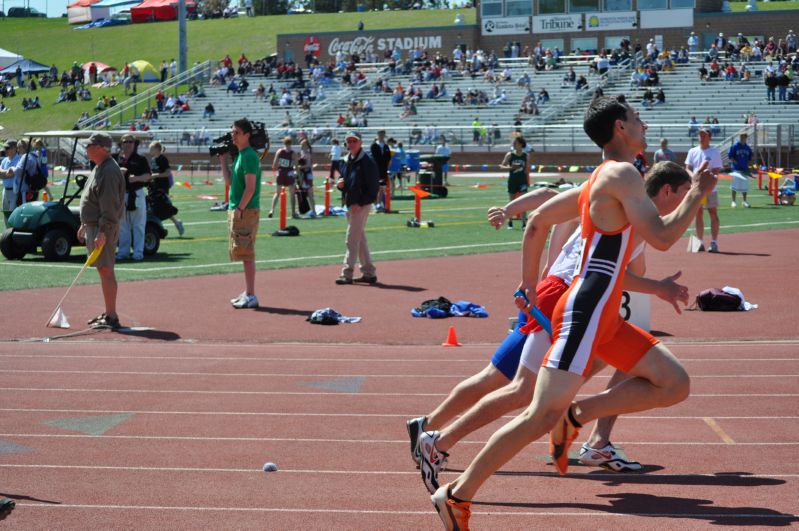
[0, 9, 475, 139]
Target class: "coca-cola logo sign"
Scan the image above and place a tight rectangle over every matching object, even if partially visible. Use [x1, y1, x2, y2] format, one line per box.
[328, 36, 376, 56]
[325, 35, 443, 57]
[304, 36, 321, 56]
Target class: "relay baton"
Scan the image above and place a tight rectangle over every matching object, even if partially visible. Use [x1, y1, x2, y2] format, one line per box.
[513, 289, 553, 337]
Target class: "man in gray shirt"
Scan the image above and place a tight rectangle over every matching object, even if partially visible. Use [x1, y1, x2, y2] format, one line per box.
[78, 132, 126, 329]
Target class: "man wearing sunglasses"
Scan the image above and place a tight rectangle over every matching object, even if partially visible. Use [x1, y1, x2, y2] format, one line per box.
[335, 131, 379, 285]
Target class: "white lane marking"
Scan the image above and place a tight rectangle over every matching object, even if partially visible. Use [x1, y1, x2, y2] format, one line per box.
[1, 369, 797, 379]
[3, 220, 797, 272]
[1, 433, 798, 445]
[17, 503, 799, 518]
[0, 387, 796, 398]
[2, 408, 798, 420]
[3, 464, 799, 479]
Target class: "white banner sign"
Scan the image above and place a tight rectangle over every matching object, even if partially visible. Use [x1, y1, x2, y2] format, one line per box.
[639, 8, 693, 29]
[585, 12, 637, 31]
[481, 16, 531, 36]
[532, 14, 582, 34]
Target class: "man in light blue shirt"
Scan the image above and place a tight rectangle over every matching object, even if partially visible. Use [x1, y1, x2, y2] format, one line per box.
[8, 140, 39, 208]
[434, 136, 452, 185]
[1, 139, 20, 226]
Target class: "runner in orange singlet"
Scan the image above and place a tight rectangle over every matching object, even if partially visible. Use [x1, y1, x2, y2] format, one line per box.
[430, 95, 717, 530]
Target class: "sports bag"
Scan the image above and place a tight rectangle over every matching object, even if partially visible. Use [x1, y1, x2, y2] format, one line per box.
[22, 152, 47, 192]
[695, 288, 742, 311]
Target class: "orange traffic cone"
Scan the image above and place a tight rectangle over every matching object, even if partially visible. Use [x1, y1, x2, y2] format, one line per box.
[442, 326, 462, 347]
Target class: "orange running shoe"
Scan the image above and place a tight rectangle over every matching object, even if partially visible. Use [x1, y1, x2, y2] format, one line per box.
[549, 402, 582, 476]
[431, 484, 471, 531]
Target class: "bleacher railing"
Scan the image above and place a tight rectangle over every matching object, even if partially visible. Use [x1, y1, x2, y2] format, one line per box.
[150, 122, 794, 156]
[79, 61, 214, 130]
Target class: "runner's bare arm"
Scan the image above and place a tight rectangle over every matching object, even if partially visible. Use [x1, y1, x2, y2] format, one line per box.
[517, 187, 581, 308]
[611, 160, 714, 250]
[487, 188, 557, 228]
[623, 270, 688, 314]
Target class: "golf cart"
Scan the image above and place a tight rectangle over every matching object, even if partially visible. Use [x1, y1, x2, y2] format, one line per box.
[0, 130, 167, 261]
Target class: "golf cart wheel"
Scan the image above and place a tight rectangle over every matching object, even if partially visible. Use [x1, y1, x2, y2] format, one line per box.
[42, 228, 73, 260]
[144, 223, 160, 255]
[0, 228, 26, 260]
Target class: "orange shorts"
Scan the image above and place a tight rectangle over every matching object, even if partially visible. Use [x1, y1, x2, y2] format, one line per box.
[592, 320, 660, 374]
[544, 317, 659, 376]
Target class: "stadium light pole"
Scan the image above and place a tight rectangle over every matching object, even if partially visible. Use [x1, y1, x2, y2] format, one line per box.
[178, 0, 187, 74]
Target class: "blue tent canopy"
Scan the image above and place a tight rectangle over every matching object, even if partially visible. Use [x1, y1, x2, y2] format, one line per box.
[0, 58, 50, 75]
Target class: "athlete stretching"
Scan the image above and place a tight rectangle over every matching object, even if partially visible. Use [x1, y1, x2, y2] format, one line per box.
[430, 94, 716, 530]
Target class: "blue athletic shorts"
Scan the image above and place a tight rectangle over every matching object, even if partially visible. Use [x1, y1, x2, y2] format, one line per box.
[490, 311, 528, 380]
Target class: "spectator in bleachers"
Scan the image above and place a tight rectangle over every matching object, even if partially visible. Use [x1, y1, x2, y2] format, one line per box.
[488, 89, 508, 106]
[595, 52, 610, 75]
[687, 116, 699, 138]
[724, 63, 738, 81]
[641, 88, 655, 109]
[399, 101, 417, 120]
[765, 70, 778, 102]
[656, 88, 666, 105]
[452, 88, 464, 106]
[575, 75, 588, 91]
[409, 124, 422, 146]
[698, 63, 708, 81]
[706, 44, 719, 63]
[708, 60, 721, 79]
[536, 88, 549, 105]
[654, 138, 675, 163]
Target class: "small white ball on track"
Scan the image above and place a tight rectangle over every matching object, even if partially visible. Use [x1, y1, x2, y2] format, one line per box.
[262, 462, 278, 472]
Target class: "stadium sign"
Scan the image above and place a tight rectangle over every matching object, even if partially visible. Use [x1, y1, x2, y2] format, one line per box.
[304, 36, 322, 57]
[327, 35, 443, 56]
[532, 14, 582, 34]
[481, 17, 531, 36]
[584, 12, 637, 31]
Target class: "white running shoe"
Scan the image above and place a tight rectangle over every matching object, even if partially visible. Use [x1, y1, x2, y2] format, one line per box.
[731, 201, 737, 208]
[419, 431, 449, 494]
[232, 294, 259, 309]
[406, 416, 426, 467]
[743, 200, 751, 208]
[578, 442, 643, 472]
[230, 291, 247, 305]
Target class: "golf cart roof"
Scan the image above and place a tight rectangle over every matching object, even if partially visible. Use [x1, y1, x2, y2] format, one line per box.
[23, 130, 154, 141]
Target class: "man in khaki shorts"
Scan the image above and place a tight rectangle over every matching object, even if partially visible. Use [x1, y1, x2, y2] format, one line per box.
[685, 126, 722, 252]
[78, 132, 126, 329]
[219, 118, 261, 309]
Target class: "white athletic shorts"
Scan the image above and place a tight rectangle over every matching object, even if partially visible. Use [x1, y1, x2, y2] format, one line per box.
[730, 171, 750, 193]
[519, 329, 552, 373]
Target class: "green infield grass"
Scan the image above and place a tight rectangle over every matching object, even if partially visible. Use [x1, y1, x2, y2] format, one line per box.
[2, 170, 796, 291]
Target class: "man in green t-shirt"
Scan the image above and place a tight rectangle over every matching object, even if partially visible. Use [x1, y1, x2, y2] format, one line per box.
[219, 118, 262, 309]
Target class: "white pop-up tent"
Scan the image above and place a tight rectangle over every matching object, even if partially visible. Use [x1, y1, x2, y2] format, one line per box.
[0, 48, 21, 70]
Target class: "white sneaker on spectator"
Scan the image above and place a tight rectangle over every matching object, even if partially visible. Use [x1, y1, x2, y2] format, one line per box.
[730, 201, 736, 208]
[743, 201, 751, 208]
[232, 294, 259, 309]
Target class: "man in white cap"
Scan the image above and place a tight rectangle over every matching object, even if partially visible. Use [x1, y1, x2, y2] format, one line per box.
[335, 131, 380, 285]
[685, 127, 722, 252]
[688, 31, 698, 54]
[715, 32, 726, 51]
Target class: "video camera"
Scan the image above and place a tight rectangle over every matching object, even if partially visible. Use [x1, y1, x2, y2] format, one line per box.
[208, 120, 269, 158]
